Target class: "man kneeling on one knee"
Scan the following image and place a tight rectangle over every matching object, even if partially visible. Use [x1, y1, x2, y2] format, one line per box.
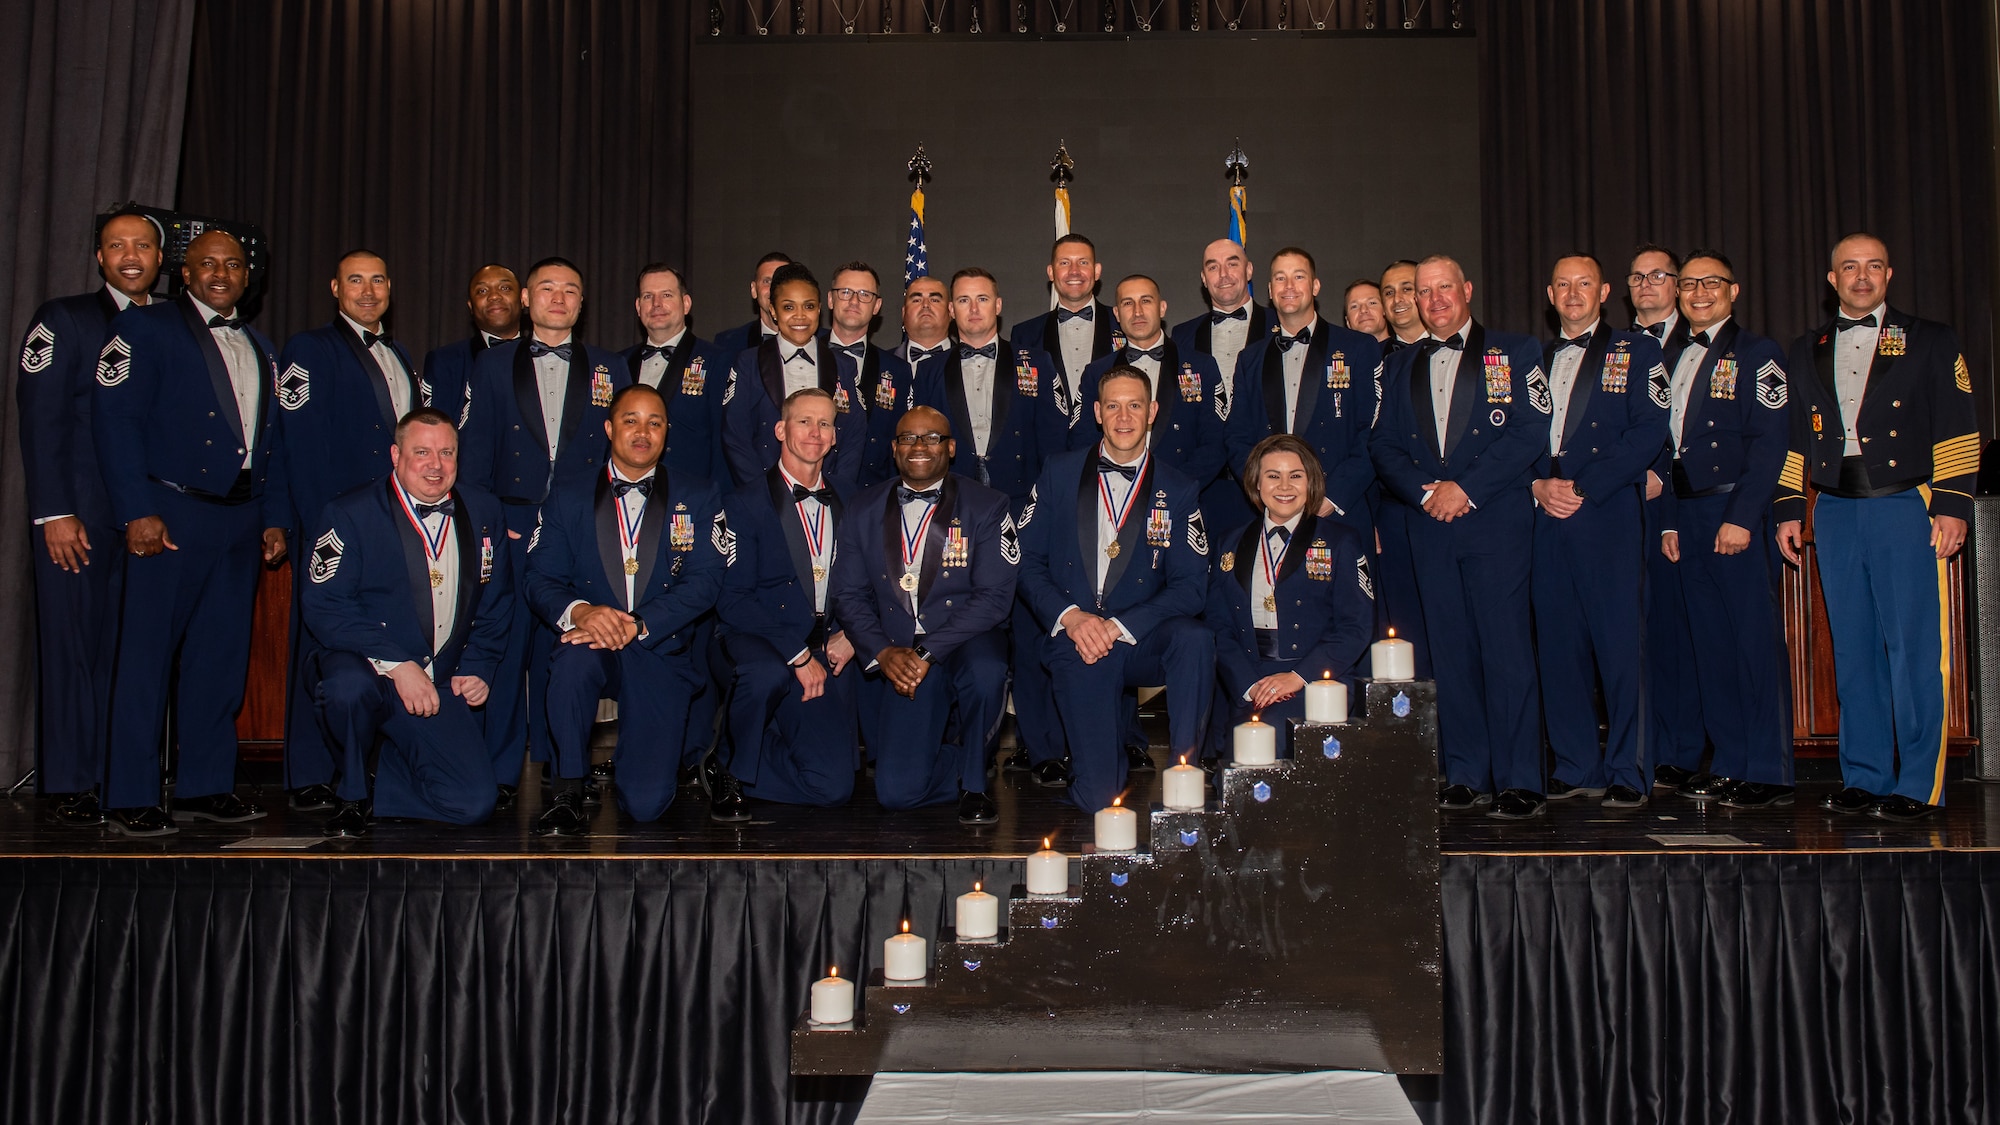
[525, 383, 725, 835]
[301, 407, 514, 837]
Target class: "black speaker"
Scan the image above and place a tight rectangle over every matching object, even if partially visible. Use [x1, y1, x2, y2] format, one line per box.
[94, 202, 269, 303]
[1968, 495, 2000, 780]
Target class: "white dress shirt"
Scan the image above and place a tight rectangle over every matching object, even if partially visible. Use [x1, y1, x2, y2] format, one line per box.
[1669, 317, 1725, 449]
[781, 337, 821, 398]
[1834, 302, 1885, 456]
[371, 487, 459, 679]
[1428, 323, 1472, 452]
[1056, 305, 1095, 402]
[1636, 310, 1679, 343]
[958, 336, 999, 455]
[1050, 440, 1146, 647]
[780, 464, 833, 613]
[532, 333, 573, 460]
[1548, 320, 1597, 456]
[1123, 336, 1165, 404]
[1282, 317, 1320, 432]
[637, 328, 688, 390]
[190, 295, 260, 468]
[341, 312, 413, 420]
[897, 482, 940, 625]
[1209, 303, 1253, 385]
[1250, 512, 1302, 632]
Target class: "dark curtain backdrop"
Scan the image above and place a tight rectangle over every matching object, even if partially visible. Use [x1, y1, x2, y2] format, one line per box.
[1478, 0, 1997, 431]
[177, 0, 693, 357]
[0, 0, 196, 785]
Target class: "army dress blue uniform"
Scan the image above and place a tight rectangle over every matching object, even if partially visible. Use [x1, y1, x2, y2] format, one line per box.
[720, 335, 868, 488]
[266, 316, 421, 792]
[1017, 446, 1215, 812]
[93, 294, 282, 808]
[524, 465, 725, 820]
[1638, 314, 1704, 775]
[1014, 301, 1118, 447]
[1658, 318, 1794, 787]
[458, 336, 629, 779]
[828, 473, 1018, 810]
[1207, 513, 1372, 732]
[1777, 306, 1979, 806]
[15, 286, 130, 796]
[716, 466, 860, 806]
[1532, 324, 1670, 793]
[301, 478, 512, 823]
[1370, 323, 1552, 797]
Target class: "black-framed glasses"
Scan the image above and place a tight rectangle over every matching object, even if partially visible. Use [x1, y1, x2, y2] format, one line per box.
[893, 433, 948, 447]
[1676, 275, 1733, 293]
[828, 287, 878, 303]
[1627, 269, 1677, 287]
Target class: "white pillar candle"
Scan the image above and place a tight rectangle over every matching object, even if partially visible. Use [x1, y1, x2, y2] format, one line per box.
[1371, 628, 1416, 682]
[810, 968, 854, 1024]
[1026, 838, 1069, 894]
[883, 922, 927, 981]
[955, 881, 999, 939]
[1093, 797, 1138, 851]
[1233, 715, 1277, 766]
[1162, 756, 1206, 810]
[1304, 674, 1349, 723]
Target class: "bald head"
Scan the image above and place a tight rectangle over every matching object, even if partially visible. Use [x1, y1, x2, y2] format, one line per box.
[892, 406, 953, 487]
[183, 230, 250, 317]
[1200, 238, 1252, 311]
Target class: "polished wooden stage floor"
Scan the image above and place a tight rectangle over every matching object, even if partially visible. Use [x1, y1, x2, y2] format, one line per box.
[4, 753, 1996, 860]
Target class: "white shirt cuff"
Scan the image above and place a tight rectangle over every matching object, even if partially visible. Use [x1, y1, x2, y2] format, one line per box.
[370, 658, 404, 675]
[558, 599, 589, 631]
[1109, 618, 1136, 645]
[33, 514, 74, 526]
[1051, 603, 1081, 637]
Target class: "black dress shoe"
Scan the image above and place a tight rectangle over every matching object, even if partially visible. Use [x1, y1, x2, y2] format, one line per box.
[1869, 794, 1940, 823]
[1000, 749, 1033, 773]
[1487, 788, 1548, 820]
[1821, 786, 1880, 814]
[1546, 779, 1607, 801]
[709, 771, 751, 823]
[1125, 745, 1156, 773]
[699, 748, 727, 799]
[957, 790, 999, 825]
[1676, 773, 1737, 801]
[1437, 784, 1491, 811]
[53, 791, 105, 828]
[677, 761, 702, 791]
[1720, 781, 1794, 809]
[1601, 785, 1648, 809]
[105, 806, 179, 837]
[1031, 759, 1073, 788]
[323, 800, 370, 838]
[1653, 764, 1695, 790]
[288, 783, 337, 812]
[537, 791, 589, 836]
[171, 792, 267, 823]
[494, 783, 517, 812]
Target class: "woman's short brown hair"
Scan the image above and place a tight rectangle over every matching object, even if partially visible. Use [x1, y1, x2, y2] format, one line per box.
[1240, 433, 1326, 515]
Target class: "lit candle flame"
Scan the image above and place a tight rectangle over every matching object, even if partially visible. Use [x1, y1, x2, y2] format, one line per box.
[973, 880, 982, 893]
[1251, 712, 1261, 723]
[1112, 796, 1122, 808]
[1322, 669, 1332, 680]
[1043, 837, 1051, 850]
[901, 920, 910, 934]
[1387, 627, 1397, 639]
[1178, 754, 1188, 767]
[829, 966, 839, 978]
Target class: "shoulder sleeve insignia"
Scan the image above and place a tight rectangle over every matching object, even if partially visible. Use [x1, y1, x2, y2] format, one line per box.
[20, 322, 54, 374]
[712, 510, 736, 564]
[1213, 370, 1231, 421]
[1525, 364, 1552, 414]
[1956, 354, 1973, 394]
[999, 513, 1021, 565]
[308, 526, 345, 584]
[1186, 508, 1209, 556]
[722, 366, 737, 406]
[1756, 359, 1788, 410]
[1017, 485, 1037, 531]
[459, 382, 473, 428]
[1648, 362, 1670, 410]
[1356, 554, 1375, 601]
[527, 512, 544, 553]
[419, 377, 433, 407]
[95, 335, 131, 387]
[277, 362, 311, 410]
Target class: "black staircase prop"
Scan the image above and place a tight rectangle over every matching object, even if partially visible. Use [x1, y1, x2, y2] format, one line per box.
[792, 679, 1443, 1074]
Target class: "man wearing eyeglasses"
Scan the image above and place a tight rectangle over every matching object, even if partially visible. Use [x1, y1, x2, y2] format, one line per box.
[1656, 250, 1795, 810]
[1626, 244, 1705, 793]
[1774, 233, 1978, 823]
[824, 262, 894, 487]
[828, 406, 1018, 824]
[1014, 234, 1119, 443]
[720, 262, 867, 488]
[864, 275, 953, 484]
[1370, 254, 1551, 820]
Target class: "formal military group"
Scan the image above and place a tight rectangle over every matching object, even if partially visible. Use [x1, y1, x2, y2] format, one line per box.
[16, 207, 1977, 838]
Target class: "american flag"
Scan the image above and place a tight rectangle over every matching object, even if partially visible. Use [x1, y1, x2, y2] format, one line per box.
[904, 186, 929, 286]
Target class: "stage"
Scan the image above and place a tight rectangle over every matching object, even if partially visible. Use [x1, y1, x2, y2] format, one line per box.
[2, 755, 1998, 1124]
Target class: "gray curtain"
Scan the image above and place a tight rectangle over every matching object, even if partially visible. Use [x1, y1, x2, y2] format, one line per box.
[0, 0, 197, 784]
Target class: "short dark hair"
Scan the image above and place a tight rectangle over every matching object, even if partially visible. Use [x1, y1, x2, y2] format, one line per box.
[830, 261, 881, 290]
[1630, 243, 1682, 272]
[1113, 273, 1160, 295]
[755, 251, 794, 273]
[525, 256, 583, 286]
[782, 386, 837, 417]
[1098, 363, 1152, 400]
[609, 381, 668, 414]
[769, 262, 820, 300]
[1270, 246, 1317, 274]
[395, 407, 458, 442]
[1384, 258, 1419, 272]
[1241, 434, 1326, 515]
[1052, 233, 1096, 258]
[1342, 278, 1382, 302]
[636, 263, 688, 292]
[335, 248, 388, 273]
[1550, 252, 1603, 281]
[1681, 248, 1735, 276]
[95, 203, 165, 250]
[1829, 232, 1890, 268]
[949, 266, 998, 293]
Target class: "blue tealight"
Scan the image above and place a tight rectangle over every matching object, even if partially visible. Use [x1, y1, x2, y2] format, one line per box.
[1041, 916, 1058, 929]
[1179, 828, 1199, 845]
[963, 959, 982, 971]
[1253, 781, 1272, 802]
[1110, 871, 1129, 886]
[892, 1003, 912, 1014]
[1322, 735, 1341, 759]
[1393, 691, 1411, 718]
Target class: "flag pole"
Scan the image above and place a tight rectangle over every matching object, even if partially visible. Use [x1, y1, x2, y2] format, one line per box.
[905, 144, 933, 287]
[1225, 140, 1251, 297]
[1050, 140, 1075, 309]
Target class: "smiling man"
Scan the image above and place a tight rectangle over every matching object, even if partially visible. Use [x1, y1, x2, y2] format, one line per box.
[1171, 237, 1272, 384]
[1379, 260, 1426, 355]
[266, 249, 425, 811]
[1013, 234, 1119, 438]
[420, 264, 520, 427]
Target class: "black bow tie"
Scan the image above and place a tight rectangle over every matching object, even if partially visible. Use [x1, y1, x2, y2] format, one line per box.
[1553, 334, 1589, 352]
[363, 330, 391, 348]
[1267, 524, 1292, 549]
[1419, 335, 1465, 357]
[1097, 456, 1140, 480]
[791, 482, 834, 505]
[897, 484, 940, 504]
[1277, 327, 1312, 353]
[1056, 305, 1093, 323]
[613, 476, 654, 499]
[413, 498, 455, 519]
[1211, 306, 1249, 324]
[834, 340, 868, 360]
[637, 341, 673, 362]
[909, 343, 948, 363]
[207, 314, 241, 330]
[1688, 331, 1712, 349]
[1637, 322, 1666, 340]
[527, 339, 572, 361]
[959, 341, 997, 362]
[786, 347, 815, 366]
[1836, 313, 1880, 333]
[1124, 344, 1165, 364]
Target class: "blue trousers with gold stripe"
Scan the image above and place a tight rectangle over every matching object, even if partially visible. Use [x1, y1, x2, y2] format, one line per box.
[1812, 489, 1950, 805]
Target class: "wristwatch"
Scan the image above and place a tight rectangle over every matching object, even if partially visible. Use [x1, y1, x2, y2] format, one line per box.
[912, 643, 936, 664]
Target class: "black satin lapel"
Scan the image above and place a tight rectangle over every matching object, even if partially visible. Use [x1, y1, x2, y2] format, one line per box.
[512, 342, 548, 455]
[1411, 348, 1440, 456]
[859, 346, 882, 408]
[941, 352, 973, 468]
[625, 348, 646, 381]
[1233, 522, 1259, 597]
[1074, 453, 1097, 575]
[178, 296, 244, 441]
[1093, 304, 1116, 357]
[1443, 325, 1485, 459]
[917, 476, 956, 605]
[881, 485, 905, 596]
[1293, 328, 1327, 431]
[1563, 326, 1610, 452]
[96, 288, 120, 322]
[1813, 326, 1837, 405]
[1278, 512, 1316, 583]
[386, 481, 435, 644]
[1861, 309, 1903, 407]
[594, 473, 626, 608]
[817, 340, 842, 397]
[634, 476, 666, 598]
[1261, 337, 1287, 435]
[336, 322, 400, 428]
[1152, 346, 1176, 434]
[449, 493, 478, 649]
[1250, 304, 1271, 338]
[556, 346, 592, 459]
[1039, 313, 1062, 368]
[1195, 316, 1213, 355]
[1103, 458, 1153, 594]
[990, 342, 1014, 444]
[757, 338, 785, 409]
[766, 467, 814, 591]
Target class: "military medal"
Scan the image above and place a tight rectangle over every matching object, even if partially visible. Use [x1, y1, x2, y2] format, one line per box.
[1262, 594, 1277, 612]
[1259, 524, 1284, 617]
[479, 536, 494, 584]
[1178, 364, 1201, 402]
[813, 564, 827, 582]
[1305, 540, 1334, 581]
[1016, 359, 1040, 396]
[1879, 325, 1907, 356]
[429, 569, 443, 588]
[899, 571, 919, 592]
[614, 469, 649, 578]
[395, 484, 453, 596]
[591, 364, 613, 407]
[1097, 451, 1149, 562]
[1105, 542, 1121, 560]
[1483, 352, 1513, 403]
[1327, 354, 1351, 390]
[680, 357, 706, 396]
[944, 524, 968, 568]
[795, 481, 830, 585]
[1146, 494, 1172, 549]
[900, 489, 939, 597]
[1711, 357, 1739, 400]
